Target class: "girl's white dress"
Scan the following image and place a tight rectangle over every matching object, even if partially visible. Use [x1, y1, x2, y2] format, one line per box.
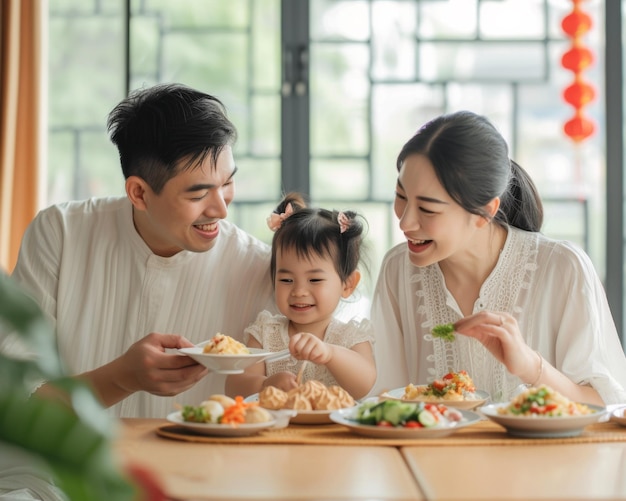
[370, 226, 626, 404]
[245, 310, 375, 387]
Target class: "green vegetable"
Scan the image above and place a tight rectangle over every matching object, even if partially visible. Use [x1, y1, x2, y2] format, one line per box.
[418, 409, 437, 427]
[431, 323, 455, 341]
[354, 400, 436, 427]
[181, 405, 210, 423]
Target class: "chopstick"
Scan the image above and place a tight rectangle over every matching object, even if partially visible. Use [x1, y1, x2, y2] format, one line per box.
[296, 360, 308, 386]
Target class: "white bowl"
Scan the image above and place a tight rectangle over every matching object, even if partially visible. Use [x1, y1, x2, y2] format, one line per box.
[479, 402, 607, 438]
[177, 347, 290, 374]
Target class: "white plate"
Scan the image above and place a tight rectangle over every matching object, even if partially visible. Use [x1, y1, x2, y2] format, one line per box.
[177, 347, 290, 374]
[329, 407, 482, 439]
[479, 402, 608, 438]
[381, 387, 490, 410]
[244, 393, 345, 424]
[166, 411, 277, 436]
[610, 406, 626, 427]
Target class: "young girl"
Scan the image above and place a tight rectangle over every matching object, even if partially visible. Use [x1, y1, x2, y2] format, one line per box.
[371, 110, 626, 405]
[226, 193, 376, 399]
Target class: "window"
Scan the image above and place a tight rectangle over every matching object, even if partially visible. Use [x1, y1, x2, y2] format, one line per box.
[48, 0, 607, 320]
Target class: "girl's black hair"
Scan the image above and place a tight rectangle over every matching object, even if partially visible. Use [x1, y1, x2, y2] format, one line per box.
[107, 82, 237, 194]
[269, 193, 367, 284]
[396, 110, 543, 232]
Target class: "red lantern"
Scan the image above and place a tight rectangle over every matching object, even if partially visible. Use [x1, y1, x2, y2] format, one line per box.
[564, 114, 595, 143]
[560, 46, 593, 72]
[562, 79, 595, 108]
[561, 10, 592, 37]
[561, 0, 596, 143]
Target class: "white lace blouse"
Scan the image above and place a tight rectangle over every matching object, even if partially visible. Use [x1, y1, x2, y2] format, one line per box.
[370, 226, 626, 404]
[245, 310, 375, 388]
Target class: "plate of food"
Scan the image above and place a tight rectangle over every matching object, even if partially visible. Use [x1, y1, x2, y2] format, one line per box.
[380, 371, 490, 410]
[330, 399, 482, 439]
[166, 394, 284, 437]
[166, 411, 276, 436]
[245, 380, 357, 424]
[177, 334, 290, 374]
[479, 385, 607, 438]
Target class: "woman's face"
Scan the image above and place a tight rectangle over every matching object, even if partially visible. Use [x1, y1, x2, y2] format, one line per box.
[394, 153, 480, 267]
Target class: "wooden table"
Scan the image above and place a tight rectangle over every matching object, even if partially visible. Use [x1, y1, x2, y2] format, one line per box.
[115, 419, 423, 500]
[115, 418, 626, 500]
[402, 443, 626, 500]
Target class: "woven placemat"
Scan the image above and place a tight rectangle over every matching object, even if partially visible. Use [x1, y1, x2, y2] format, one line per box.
[155, 419, 626, 447]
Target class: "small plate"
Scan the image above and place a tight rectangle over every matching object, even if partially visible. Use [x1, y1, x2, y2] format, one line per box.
[479, 402, 608, 438]
[610, 406, 626, 427]
[329, 407, 482, 439]
[381, 387, 490, 410]
[177, 347, 290, 374]
[244, 393, 345, 424]
[166, 411, 277, 436]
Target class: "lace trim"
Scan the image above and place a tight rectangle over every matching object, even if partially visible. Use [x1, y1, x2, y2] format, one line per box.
[416, 228, 539, 401]
[253, 313, 373, 388]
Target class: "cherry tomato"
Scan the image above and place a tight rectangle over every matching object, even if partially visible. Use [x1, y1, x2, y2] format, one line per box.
[404, 421, 423, 428]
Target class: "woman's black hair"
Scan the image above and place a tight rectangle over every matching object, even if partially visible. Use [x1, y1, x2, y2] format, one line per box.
[107, 82, 237, 194]
[269, 192, 367, 284]
[396, 110, 543, 232]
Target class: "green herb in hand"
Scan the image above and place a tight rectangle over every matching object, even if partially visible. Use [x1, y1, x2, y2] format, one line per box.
[431, 323, 455, 341]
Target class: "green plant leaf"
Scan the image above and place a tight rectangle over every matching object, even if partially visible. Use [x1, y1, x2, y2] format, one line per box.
[0, 275, 137, 500]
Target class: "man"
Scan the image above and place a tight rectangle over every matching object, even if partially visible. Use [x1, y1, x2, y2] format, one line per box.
[10, 83, 274, 418]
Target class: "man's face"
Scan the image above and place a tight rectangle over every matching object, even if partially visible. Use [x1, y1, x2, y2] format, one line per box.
[130, 146, 237, 257]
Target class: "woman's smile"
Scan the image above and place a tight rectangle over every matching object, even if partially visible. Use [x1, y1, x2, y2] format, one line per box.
[407, 238, 433, 253]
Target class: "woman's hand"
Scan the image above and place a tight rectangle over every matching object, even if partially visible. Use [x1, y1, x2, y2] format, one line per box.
[453, 311, 538, 383]
[289, 332, 333, 365]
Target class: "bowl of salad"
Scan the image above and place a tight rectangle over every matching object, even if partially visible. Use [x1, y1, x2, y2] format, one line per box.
[479, 385, 607, 438]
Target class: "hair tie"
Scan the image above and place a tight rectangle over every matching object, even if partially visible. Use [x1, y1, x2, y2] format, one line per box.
[337, 212, 350, 234]
[267, 203, 294, 232]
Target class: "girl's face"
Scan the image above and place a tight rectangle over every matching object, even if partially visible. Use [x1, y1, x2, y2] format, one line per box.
[394, 153, 481, 267]
[274, 246, 355, 332]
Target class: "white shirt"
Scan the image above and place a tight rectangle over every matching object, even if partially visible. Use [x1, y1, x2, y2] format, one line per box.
[370, 226, 626, 405]
[10, 197, 275, 417]
[245, 310, 375, 389]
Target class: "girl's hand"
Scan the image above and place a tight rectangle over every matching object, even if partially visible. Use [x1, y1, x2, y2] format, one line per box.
[289, 332, 332, 365]
[453, 311, 539, 383]
[261, 371, 297, 392]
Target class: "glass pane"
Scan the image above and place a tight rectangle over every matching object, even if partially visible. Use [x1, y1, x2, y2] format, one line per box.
[310, 44, 370, 155]
[419, 42, 548, 81]
[310, 159, 369, 201]
[48, 2, 126, 204]
[372, 1, 418, 80]
[251, 95, 280, 156]
[480, 0, 547, 39]
[371, 84, 445, 200]
[253, 0, 281, 90]
[419, 0, 477, 38]
[234, 158, 281, 202]
[139, 0, 250, 27]
[311, 0, 370, 41]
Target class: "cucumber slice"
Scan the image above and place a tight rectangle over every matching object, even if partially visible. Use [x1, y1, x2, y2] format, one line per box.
[381, 401, 418, 426]
[418, 409, 438, 427]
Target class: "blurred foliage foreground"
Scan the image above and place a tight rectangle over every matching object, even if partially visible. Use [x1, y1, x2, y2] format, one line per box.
[0, 274, 154, 500]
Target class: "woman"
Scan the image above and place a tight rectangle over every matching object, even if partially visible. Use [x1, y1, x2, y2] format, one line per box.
[371, 110, 626, 405]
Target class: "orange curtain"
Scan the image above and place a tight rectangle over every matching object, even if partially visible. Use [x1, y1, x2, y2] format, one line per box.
[0, 0, 46, 274]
